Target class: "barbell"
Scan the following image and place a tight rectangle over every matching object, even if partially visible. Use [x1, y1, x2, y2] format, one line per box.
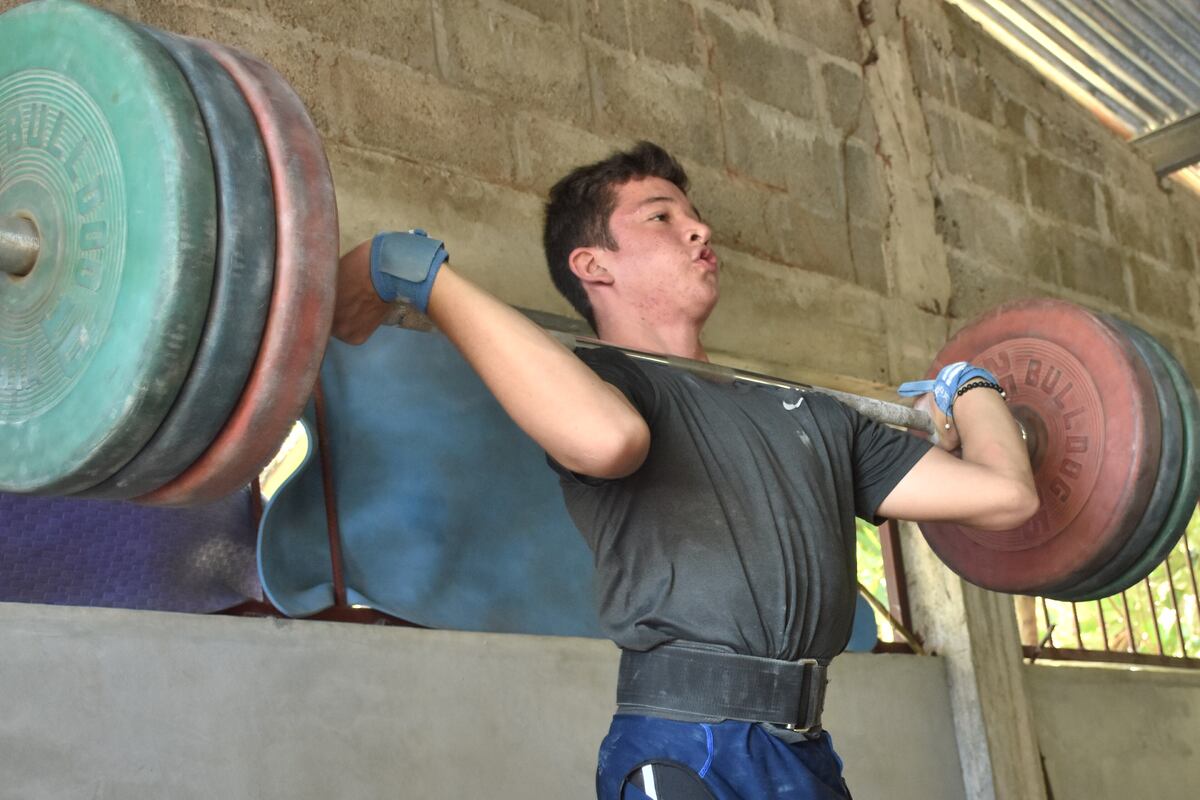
[1, 0, 1197, 600]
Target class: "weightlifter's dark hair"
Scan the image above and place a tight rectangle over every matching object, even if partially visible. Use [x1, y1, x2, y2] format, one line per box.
[543, 141, 690, 331]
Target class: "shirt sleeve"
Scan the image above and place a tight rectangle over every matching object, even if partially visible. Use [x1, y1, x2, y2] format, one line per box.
[545, 346, 657, 484]
[572, 346, 658, 417]
[848, 406, 934, 523]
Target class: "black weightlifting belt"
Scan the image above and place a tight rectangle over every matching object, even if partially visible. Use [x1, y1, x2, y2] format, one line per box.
[616, 642, 830, 732]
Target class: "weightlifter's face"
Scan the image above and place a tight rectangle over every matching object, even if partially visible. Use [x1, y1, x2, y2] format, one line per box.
[593, 176, 719, 326]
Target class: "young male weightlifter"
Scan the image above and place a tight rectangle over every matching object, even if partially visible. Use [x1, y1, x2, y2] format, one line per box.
[332, 142, 1037, 799]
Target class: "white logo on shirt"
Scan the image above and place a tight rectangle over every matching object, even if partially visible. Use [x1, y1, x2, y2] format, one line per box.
[782, 396, 804, 411]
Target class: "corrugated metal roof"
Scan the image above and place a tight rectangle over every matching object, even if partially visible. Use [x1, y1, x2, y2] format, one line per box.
[947, 0, 1200, 185]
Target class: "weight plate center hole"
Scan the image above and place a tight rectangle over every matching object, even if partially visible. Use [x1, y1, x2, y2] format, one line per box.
[1011, 404, 1048, 472]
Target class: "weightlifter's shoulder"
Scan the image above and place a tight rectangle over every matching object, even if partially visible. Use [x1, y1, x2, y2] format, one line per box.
[573, 346, 662, 410]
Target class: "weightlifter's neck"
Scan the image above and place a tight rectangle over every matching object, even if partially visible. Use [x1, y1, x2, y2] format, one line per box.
[595, 316, 709, 362]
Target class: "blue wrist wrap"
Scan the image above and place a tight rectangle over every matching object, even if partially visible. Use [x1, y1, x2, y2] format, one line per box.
[369, 229, 449, 313]
[897, 361, 999, 418]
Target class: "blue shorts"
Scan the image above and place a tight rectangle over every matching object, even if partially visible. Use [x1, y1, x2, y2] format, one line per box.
[596, 714, 852, 799]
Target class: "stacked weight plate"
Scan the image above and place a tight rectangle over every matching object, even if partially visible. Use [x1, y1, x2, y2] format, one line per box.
[919, 299, 1200, 598]
[0, 0, 337, 504]
[137, 37, 338, 506]
[1050, 316, 1200, 600]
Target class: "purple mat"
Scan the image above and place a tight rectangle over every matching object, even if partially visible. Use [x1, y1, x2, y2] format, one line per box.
[0, 489, 261, 613]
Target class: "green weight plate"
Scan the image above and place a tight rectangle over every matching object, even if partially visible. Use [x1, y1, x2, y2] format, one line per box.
[1047, 317, 1183, 600]
[0, 0, 216, 493]
[1071, 329, 1200, 601]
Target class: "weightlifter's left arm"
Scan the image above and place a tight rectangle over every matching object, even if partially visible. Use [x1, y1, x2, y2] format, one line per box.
[877, 381, 1039, 531]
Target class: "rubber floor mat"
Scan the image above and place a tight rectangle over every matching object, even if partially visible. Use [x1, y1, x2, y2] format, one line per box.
[0, 489, 260, 612]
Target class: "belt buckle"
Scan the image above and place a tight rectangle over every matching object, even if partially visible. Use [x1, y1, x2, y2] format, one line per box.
[785, 658, 821, 733]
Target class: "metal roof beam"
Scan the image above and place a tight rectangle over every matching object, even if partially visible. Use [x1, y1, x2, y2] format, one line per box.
[1131, 109, 1200, 175]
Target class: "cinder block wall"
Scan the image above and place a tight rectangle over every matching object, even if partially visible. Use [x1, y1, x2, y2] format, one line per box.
[4, 0, 1197, 390]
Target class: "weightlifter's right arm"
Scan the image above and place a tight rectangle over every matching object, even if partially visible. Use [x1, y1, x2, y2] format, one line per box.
[332, 238, 649, 480]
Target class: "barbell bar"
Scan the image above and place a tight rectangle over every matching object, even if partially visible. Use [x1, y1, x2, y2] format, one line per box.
[386, 302, 939, 435]
[0, 215, 38, 276]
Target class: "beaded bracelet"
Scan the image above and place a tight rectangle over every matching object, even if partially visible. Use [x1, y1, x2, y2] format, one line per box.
[943, 380, 1007, 430]
[954, 379, 1007, 402]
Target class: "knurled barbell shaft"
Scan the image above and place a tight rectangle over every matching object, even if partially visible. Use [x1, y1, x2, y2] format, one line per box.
[384, 301, 939, 436]
[0, 216, 40, 277]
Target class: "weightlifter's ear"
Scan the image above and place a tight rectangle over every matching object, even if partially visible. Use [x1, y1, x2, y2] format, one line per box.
[569, 247, 614, 287]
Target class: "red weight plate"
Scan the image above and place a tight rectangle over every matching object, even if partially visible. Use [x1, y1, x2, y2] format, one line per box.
[917, 299, 1160, 594]
[139, 42, 337, 506]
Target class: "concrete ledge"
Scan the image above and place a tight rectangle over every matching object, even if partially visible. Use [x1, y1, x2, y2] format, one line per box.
[0, 603, 964, 799]
[1027, 663, 1200, 800]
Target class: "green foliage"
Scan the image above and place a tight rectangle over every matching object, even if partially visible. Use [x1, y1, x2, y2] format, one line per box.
[1034, 509, 1200, 659]
[855, 519, 894, 642]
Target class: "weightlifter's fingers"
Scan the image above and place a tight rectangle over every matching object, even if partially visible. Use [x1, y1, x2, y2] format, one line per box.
[915, 393, 959, 451]
[332, 239, 392, 345]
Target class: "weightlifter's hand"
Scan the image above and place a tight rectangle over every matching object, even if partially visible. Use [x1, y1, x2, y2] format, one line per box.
[332, 238, 391, 345]
[900, 361, 1001, 451]
[914, 392, 959, 451]
[332, 230, 450, 345]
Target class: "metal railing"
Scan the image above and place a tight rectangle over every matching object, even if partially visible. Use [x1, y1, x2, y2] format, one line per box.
[857, 513, 1200, 669]
[1019, 507, 1200, 669]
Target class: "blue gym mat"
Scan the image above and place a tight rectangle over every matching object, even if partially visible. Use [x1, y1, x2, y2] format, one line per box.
[258, 328, 604, 636]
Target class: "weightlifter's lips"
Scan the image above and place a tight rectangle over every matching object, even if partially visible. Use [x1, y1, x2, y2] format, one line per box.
[695, 246, 718, 272]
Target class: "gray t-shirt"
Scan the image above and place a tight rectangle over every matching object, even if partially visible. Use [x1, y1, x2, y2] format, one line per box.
[556, 347, 932, 662]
